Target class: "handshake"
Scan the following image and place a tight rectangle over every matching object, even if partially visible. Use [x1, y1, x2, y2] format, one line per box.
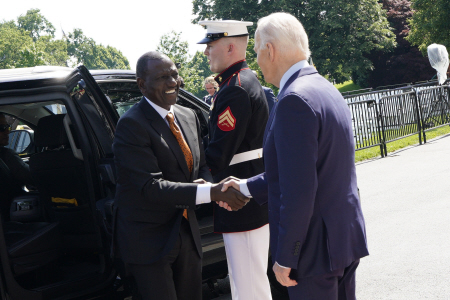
[196, 177, 247, 211]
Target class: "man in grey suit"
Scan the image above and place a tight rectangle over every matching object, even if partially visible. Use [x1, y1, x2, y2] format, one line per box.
[113, 51, 248, 300]
[221, 13, 368, 299]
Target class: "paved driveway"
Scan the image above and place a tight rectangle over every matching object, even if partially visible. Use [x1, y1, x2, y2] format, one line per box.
[204, 134, 450, 300]
[355, 134, 450, 299]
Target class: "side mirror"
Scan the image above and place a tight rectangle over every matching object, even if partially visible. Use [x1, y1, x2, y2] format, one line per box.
[8, 130, 34, 155]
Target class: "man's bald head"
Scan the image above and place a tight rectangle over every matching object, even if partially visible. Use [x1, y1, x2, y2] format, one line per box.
[136, 51, 170, 80]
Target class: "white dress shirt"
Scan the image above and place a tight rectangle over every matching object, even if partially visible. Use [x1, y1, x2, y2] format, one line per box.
[145, 97, 212, 205]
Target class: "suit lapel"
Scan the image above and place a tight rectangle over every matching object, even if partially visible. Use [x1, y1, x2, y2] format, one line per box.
[138, 99, 191, 181]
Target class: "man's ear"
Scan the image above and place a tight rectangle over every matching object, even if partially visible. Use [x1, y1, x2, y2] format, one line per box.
[136, 77, 145, 92]
[228, 43, 234, 54]
[267, 43, 275, 63]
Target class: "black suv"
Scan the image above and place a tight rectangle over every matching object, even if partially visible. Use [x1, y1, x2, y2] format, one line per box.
[0, 66, 227, 300]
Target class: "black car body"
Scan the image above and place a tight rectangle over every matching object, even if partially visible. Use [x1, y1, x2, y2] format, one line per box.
[0, 66, 227, 300]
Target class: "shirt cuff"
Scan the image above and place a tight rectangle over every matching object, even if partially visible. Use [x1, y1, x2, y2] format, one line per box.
[276, 262, 289, 269]
[196, 183, 212, 205]
[239, 179, 252, 198]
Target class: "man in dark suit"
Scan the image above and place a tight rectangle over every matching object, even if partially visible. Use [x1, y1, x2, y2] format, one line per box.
[221, 13, 369, 299]
[113, 51, 248, 300]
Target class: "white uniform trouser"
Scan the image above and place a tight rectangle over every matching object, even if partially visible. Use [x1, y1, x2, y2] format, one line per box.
[222, 224, 272, 300]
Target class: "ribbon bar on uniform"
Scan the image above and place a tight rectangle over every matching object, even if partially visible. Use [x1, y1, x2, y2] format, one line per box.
[229, 148, 263, 166]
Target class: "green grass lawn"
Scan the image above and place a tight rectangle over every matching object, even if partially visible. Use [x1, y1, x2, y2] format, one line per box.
[335, 81, 362, 93]
[355, 125, 450, 162]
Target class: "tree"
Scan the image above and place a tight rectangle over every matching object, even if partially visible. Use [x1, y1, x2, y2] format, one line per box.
[157, 31, 206, 98]
[365, 0, 435, 88]
[17, 9, 55, 41]
[66, 29, 130, 69]
[192, 0, 396, 84]
[245, 38, 278, 94]
[0, 24, 37, 68]
[0, 10, 130, 70]
[408, 0, 450, 55]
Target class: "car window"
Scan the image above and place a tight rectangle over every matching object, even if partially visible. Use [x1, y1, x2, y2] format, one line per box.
[15, 131, 31, 153]
[96, 81, 141, 116]
[45, 104, 67, 114]
[8, 131, 18, 149]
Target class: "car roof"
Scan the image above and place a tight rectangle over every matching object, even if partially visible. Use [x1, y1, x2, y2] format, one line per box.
[0, 66, 74, 82]
[0, 66, 136, 83]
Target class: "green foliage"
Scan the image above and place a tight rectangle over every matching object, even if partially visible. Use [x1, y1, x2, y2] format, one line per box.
[408, 0, 450, 54]
[157, 31, 207, 98]
[334, 81, 362, 93]
[17, 9, 55, 41]
[192, 0, 396, 85]
[363, 0, 435, 88]
[0, 9, 130, 70]
[67, 29, 129, 69]
[355, 125, 450, 162]
[246, 38, 278, 94]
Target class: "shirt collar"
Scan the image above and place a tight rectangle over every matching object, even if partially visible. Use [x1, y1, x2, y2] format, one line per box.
[145, 96, 174, 120]
[279, 60, 309, 92]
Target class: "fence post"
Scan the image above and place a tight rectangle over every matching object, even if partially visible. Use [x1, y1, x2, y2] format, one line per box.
[377, 100, 388, 156]
[411, 90, 423, 145]
[374, 100, 385, 157]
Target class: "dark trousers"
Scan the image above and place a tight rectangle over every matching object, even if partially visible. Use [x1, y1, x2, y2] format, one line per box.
[129, 218, 202, 300]
[287, 259, 360, 300]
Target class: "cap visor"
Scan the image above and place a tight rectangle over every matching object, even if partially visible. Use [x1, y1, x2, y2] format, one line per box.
[197, 37, 214, 44]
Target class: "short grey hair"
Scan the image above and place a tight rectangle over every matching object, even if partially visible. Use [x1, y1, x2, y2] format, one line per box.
[255, 12, 311, 59]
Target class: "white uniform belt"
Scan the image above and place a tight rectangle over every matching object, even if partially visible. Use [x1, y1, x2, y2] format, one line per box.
[229, 148, 263, 166]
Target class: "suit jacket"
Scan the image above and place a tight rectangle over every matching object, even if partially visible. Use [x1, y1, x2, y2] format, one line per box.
[247, 66, 368, 278]
[113, 98, 213, 265]
[262, 86, 276, 113]
[203, 95, 213, 105]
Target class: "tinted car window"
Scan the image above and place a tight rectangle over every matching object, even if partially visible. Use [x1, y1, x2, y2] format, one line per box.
[15, 131, 30, 153]
[8, 131, 18, 150]
[97, 81, 141, 116]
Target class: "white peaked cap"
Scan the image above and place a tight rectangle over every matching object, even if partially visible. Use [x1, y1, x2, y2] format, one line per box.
[197, 20, 253, 44]
[427, 43, 449, 85]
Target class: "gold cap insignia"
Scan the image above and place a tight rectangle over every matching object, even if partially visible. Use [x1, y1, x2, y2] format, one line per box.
[224, 32, 228, 36]
[219, 76, 222, 82]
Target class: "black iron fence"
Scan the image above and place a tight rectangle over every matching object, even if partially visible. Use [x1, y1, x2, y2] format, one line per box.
[345, 82, 450, 158]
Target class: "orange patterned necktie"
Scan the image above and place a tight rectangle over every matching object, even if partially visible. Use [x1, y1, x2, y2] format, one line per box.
[166, 112, 192, 219]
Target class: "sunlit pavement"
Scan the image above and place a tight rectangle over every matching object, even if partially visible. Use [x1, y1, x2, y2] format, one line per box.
[355, 134, 450, 299]
[203, 133, 450, 300]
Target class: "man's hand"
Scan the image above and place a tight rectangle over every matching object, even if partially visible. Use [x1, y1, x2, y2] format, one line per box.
[218, 176, 240, 184]
[211, 183, 249, 211]
[220, 178, 241, 192]
[273, 263, 298, 287]
[193, 178, 209, 184]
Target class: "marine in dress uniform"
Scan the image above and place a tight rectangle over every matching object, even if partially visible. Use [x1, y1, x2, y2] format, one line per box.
[198, 20, 271, 300]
